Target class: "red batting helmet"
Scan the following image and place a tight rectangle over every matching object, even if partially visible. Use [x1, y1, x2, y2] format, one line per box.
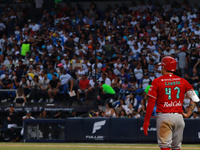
[159, 56, 177, 72]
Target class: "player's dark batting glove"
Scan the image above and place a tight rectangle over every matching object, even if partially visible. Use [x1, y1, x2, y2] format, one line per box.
[143, 122, 149, 136]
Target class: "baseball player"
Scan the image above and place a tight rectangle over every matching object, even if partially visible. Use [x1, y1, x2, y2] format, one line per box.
[143, 56, 200, 150]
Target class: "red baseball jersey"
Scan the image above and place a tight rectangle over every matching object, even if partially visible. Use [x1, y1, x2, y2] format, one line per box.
[147, 74, 193, 113]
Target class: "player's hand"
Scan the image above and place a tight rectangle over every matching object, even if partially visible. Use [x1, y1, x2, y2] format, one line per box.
[143, 122, 149, 136]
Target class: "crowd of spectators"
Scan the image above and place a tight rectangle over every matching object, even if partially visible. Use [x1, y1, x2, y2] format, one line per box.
[0, 1, 199, 117]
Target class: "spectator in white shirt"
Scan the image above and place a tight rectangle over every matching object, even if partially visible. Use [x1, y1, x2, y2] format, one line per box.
[127, 35, 135, 49]
[147, 40, 156, 52]
[189, 23, 197, 32]
[99, 73, 111, 86]
[181, 12, 188, 22]
[77, 67, 85, 79]
[170, 13, 179, 23]
[92, 58, 103, 71]
[137, 38, 145, 50]
[134, 64, 143, 80]
[35, 0, 43, 8]
[30, 22, 40, 32]
[0, 34, 7, 46]
[130, 17, 137, 26]
[194, 26, 200, 36]
[164, 45, 175, 56]
[130, 44, 141, 58]
[63, 58, 71, 71]
[93, 44, 103, 54]
[59, 69, 71, 86]
[149, 71, 155, 81]
[141, 73, 150, 90]
[98, 36, 105, 48]
[187, 10, 197, 22]
[150, 32, 158, 45]
[114, 58, 123, 70]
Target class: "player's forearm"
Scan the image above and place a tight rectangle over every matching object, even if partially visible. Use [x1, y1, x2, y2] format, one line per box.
[182, 101, 196, 118]
[144, 97, 156, 124]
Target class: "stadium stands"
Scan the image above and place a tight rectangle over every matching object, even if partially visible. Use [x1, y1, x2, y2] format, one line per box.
[0, 0, 200, 142]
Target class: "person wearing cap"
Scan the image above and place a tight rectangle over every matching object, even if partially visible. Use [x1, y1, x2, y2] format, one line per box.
[61, 54, 68, 65]
[20, 110, 35, 136]
[56, 38, 64, 51]
[56, 63, 64, 76]
[29, 58, 35, 65]
[59, 68, 71, 87]
[101, 67, 108, 75]
[22, 111, 34, 120]
[0, 72, 13, 102]
[154, 63, 162, 78]
[27, 65, 36, 77]
[130, 43, 141, 59]
[95, 44, 103, 54]
[7, 104, 18, 129]
[0, 69, 9, 80]
[6, 124, 20, 142]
